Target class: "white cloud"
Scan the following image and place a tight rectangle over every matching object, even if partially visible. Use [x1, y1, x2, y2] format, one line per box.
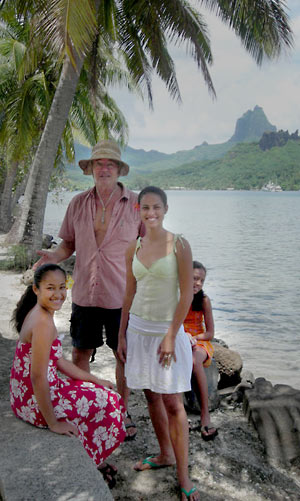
[111, 2, 300, 153]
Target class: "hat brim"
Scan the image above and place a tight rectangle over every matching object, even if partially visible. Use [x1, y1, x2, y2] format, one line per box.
[78, 158, 129, 176]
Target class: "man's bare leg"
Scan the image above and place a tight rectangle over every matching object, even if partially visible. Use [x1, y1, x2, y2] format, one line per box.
[72, 347, 94, 372]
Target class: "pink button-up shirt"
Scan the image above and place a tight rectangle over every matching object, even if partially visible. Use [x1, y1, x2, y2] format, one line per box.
[59, 184, 142, 309]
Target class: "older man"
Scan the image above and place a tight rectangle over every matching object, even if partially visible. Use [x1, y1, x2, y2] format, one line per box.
[34, 139, 142, 440]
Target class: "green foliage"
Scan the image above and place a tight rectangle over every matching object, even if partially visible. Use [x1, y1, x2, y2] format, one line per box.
[0, 244, 29, 271]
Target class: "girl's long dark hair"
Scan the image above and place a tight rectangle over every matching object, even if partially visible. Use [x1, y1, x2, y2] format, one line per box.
[138, 185, 167, 207]
[192, 261, 207, 312]
[12, 264, 66, 333]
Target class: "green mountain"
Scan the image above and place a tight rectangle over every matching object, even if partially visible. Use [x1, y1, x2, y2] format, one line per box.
[229, 105, 276, 143]
[127, 140, 300, 191]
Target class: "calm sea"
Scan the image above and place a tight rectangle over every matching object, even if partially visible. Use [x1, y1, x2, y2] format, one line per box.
[44, 190, 300, 389]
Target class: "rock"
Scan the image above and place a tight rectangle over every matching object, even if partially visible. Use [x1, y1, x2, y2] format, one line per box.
[42, 234, 55, 249]
[213, 342, 243, 389]
[60, 255, 76, 274]
[21, 268, 34, 286]
[243, 377, 300, 466]
[184, 358, 220, 412]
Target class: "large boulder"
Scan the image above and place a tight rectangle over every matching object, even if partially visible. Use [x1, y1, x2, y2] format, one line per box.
[213, 342, 243, 389]
[243, 378, 300, 466]
[184, 358, 220, 412]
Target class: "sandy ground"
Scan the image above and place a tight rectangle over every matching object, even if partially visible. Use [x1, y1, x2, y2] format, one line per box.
[1, 269, 300, 500]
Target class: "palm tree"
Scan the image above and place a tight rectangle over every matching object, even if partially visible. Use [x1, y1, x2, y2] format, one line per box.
[0, 3, 132, 238]
[1, 0, 293, 263]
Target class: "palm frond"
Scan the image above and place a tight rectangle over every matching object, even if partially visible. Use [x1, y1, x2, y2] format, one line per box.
[199, 0, 293, 64]
[36, 0, 97, 66]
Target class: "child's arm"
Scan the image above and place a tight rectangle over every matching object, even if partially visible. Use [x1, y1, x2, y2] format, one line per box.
[56, 358, 113, 389]
[117, 241, 137, 363]
[31, 317, 78, 436]
[195, 296, 215, 341]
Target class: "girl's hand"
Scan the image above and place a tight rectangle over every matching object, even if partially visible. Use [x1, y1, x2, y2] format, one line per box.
[157, 334, 177, 368]
[94, 378, 114, 390]
[49, 420, 78, 437]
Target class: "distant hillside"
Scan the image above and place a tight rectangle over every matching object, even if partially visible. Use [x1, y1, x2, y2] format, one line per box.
[229, 105, 276, 143]
[64, 106, 296, 190]
[127, 140, 300, 191]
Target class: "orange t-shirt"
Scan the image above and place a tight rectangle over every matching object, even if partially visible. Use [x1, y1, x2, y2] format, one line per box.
[183, 306, 214, 367]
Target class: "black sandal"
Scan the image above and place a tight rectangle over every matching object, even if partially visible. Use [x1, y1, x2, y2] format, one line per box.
[124, 412, 137, 441]
[98, 463, 117, 489]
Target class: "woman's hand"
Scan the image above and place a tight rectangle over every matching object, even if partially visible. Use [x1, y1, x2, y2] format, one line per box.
[49, 420, 78, 437]
[187, 332, 197, 346]
[157, 334, 177, 368]
[117, 336, 127, 364]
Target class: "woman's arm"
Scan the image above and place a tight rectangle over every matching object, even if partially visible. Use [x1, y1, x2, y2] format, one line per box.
[31, 317, 78, 436]
[56, 358, 113, 389]
[158, 237, 193, 364]
[117, 241, 137, 363]
[195, 296, 215, 341]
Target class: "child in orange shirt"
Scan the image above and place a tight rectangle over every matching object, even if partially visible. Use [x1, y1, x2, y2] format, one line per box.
[184, 261, 218, 441]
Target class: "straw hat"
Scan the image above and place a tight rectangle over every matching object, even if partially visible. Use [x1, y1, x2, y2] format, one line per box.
[78, 139, 129, 176]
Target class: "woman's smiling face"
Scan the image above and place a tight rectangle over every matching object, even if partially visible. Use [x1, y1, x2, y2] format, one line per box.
[139, 193, 168, 228]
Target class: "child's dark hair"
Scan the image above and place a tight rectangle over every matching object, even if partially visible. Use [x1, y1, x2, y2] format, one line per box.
[138, 186, 167, 207]
[12, 264, 66, 333]
[192, 261, 207, 311]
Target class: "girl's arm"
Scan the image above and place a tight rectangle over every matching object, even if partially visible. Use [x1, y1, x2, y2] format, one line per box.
[56, 358, 113, 389]
[158, 237, 193, 364]
[117, 241, 137, 363]
[30, 317, 78, 436]
[195, 295, 215, 341]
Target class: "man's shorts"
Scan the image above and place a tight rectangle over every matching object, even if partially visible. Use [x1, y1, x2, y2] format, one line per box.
[70, 303, 122, 352]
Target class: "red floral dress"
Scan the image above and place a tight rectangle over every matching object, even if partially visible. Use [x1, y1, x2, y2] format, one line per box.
[10, 338, 126, 466]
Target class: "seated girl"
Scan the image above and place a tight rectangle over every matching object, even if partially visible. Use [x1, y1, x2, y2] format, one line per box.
[10, 263, 126, 488]
[183, 261, 218, 441]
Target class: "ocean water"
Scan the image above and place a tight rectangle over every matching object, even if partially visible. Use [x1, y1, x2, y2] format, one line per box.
[44, 190, 300, 389]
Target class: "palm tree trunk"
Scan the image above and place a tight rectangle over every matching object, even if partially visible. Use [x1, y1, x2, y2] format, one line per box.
[5, 54, 84, 262]
[0, 161, 19, 232]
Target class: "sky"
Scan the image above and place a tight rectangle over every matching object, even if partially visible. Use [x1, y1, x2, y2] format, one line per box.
[111, 0, 300, 154]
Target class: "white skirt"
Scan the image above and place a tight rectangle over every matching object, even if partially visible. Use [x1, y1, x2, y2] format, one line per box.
[125, 314, 193, 394]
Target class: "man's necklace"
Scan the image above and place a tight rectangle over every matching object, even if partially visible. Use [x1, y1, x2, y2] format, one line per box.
[96, 185, 118, 224]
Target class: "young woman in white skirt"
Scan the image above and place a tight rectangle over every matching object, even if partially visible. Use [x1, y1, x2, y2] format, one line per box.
[118, 186, 200, 501]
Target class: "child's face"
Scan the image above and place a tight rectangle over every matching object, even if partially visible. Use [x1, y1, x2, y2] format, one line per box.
[34, 270, 67, 313]
[193, 268, 206, 295]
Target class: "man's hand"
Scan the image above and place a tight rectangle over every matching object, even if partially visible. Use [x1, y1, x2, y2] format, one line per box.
[32, 250, 58, 270]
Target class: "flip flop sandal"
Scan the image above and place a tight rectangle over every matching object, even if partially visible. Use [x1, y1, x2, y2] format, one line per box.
[124, 413, 137, 441]
[200, 425, 218, 441]
[135, 455, 174, 471]
[181, 486, 199, 500]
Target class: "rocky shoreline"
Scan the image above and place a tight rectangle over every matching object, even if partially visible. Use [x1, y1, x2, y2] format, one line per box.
[1, 270, 300, 500]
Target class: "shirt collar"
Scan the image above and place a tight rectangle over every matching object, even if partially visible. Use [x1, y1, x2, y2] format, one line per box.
[89, 182, 129, 201]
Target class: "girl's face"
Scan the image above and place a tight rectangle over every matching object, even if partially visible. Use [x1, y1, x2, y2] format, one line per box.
[139, 193, 168, 228]
[193, 268, 206, 295]
[33, 270, 67, 314]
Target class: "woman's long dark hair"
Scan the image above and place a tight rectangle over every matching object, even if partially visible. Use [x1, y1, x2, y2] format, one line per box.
[191, 261, 207, 312]
[11, 264, 66, 333]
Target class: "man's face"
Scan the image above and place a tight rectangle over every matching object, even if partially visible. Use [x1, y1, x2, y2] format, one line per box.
[92, 159, 119, 186]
